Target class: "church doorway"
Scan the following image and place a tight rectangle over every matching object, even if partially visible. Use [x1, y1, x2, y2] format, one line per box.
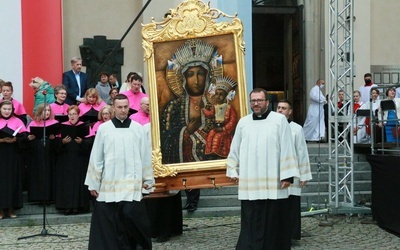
[252, 2, 305, 124]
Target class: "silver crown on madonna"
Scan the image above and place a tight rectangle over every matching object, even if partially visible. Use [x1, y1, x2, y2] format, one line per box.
[174, 39, 215, 68]
[214, 76, 237, 93]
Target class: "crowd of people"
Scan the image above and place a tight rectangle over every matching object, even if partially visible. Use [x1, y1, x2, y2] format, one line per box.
[0, 57, 150, 220]
[2, 54, 400, 249]
[303, 73, 400, 144]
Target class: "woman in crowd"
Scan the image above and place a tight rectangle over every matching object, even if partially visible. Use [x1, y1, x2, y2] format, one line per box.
[119, 72, 136, 92]
[108, 88, 119, 105]
[0, 100, 28, 219]
[29, 77, 55, 114]
[352, 90, 364, 143]
[50, 85, 70, 122]
[55, 105, 91, 215]
[356, 87, 381, 143]
[91, 105, 114, 135]
[0, 79, 4, 99]
[78, 88, 106, 127]
[379, 87, 400, 142]
[1, 81, 28, 125]
[119, 72, 146, 93]
[26, 104, 59, 203]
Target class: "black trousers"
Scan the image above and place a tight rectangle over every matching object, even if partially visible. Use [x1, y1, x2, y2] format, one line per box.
[288, 195, 301, 240]
[185, 189, 200, 207]
[236, 199, 292, 250]
[88, 200, 152, 250]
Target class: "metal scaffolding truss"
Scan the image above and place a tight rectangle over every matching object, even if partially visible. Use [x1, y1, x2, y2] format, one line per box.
[327, 0, 369, 214]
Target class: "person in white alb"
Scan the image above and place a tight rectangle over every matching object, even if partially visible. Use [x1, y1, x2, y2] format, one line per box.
[277, 99, 312, 240]
[359, 73, 377, 104]
[226, 88, 299, 250]
[303, 79, 326, 142]
[85, 94, 154, 250]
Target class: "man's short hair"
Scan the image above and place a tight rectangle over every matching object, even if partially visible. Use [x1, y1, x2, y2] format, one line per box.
[364, 73, 372, 78]
[113, 94, 128, 103]
[71, 57, 82, 64]
[249, 88, 268, 99]
[129, 72, 143, 83]
[278, 99, 292, 109]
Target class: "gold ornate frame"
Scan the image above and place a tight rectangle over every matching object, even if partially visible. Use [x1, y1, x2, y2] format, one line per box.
[142, 0, 248, 178]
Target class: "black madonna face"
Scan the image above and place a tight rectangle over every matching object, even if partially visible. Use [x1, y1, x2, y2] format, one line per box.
[184, 66, 207, 96]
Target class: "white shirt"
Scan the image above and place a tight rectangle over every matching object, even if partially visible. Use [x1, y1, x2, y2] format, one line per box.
[73, 70, 81, 100]
[226, 111, 299, 200]
[287, 121, 312, 196]
[85, 120, 154, 202]
[359, 84, 378, 104]
[303, 85, 325, 141]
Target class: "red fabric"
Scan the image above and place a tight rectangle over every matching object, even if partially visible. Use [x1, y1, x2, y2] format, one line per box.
[21, 0, 63, 116]
[353, 103, 361, 114]
[365, 117, 371, 135]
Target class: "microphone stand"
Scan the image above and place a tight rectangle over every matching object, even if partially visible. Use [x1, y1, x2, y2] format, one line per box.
[18, 90, 67, 240]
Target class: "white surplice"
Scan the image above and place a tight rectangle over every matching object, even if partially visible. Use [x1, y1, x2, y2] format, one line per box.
[226, 111, 299, 200]
[85, 120, 154, 202]
[303, 85, 325, 141]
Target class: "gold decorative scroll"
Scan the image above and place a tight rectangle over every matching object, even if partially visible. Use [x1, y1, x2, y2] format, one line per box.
[142, 0, 245, 60]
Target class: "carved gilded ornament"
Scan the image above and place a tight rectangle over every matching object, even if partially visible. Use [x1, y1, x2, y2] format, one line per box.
[152, 148, 177, 177]
[142, 0, 244, 60]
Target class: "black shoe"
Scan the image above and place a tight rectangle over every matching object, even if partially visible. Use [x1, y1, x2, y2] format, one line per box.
[72, 209, 79, 215]
[183, 203, 197, 212]
[64, 209, 71, 216]
[186, 204, 197, 213]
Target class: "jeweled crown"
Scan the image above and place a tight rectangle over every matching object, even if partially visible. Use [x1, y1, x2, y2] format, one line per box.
[214, 76, 237, 93]
[174, 39, 215, 68]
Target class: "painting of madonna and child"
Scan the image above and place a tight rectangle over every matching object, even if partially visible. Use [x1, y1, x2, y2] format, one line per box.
[152, 35, 245, 166]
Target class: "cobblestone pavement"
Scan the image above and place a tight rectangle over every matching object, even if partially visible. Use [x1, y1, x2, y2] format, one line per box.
[0, 215, 399, 249]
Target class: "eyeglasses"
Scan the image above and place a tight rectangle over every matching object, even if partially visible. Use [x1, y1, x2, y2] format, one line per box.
[250, 99, 266, 104]
[68, 113, 78, 117]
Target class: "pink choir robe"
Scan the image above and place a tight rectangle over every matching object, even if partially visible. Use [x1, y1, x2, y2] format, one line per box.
[129, 110, 150, 126]
[0, 98, 27, 116]
[91, 120, 106, 135]
[120, 90, 148, 112]
[0, 116, 27, 134]
[78, 102, 106, 117]
[50, 101, 70, 115]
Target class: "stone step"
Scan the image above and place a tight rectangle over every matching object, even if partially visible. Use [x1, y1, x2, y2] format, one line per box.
[188, 186, 238, 196]
[17, 202, 59, 215]
[0, 212, 92, 228]
[0, 144, 373, 227]
[183, 195, 240, 208]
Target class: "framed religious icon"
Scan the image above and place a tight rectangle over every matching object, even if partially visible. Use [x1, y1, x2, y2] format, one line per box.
[142, 0, 248, 191]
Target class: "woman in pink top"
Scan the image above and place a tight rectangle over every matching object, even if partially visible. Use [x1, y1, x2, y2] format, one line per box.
[0, 100, 28, 219]
[91, 105, 114, 135]
[78, 88, 106, 127]
[50, 85, 70, 123]
[26, 103, 59, 202]
[1, 81, 27, 125]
